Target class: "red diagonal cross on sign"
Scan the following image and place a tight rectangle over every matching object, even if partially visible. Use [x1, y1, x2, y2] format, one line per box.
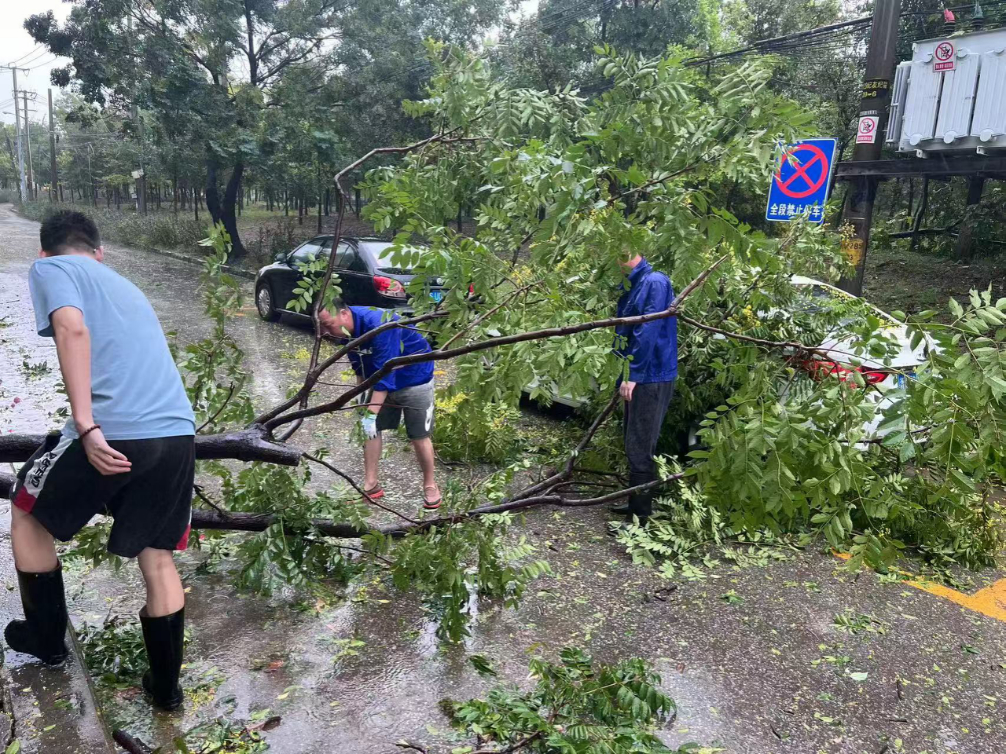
[775, 144, 829, 200]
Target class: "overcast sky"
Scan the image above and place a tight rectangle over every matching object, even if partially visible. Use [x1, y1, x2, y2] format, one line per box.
[0, 1, 71, 126]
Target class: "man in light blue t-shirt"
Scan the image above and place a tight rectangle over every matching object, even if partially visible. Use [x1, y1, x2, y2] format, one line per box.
[7, 210, 193, 711]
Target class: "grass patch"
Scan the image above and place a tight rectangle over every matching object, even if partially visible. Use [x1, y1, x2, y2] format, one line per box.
[18, 201, 208, 256]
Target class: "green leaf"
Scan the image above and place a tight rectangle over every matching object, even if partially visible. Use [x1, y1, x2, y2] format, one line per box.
[469, 654, 498, 677]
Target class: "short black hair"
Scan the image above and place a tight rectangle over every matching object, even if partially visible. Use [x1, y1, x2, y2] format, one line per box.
[329, 298, 350, 312]
[40, 210, 100, 255]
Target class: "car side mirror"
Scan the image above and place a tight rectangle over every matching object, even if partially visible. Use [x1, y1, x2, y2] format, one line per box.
[273, 251, 288, 263]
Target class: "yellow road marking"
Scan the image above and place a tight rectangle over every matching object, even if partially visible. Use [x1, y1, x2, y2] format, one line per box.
[835, 552, 1006, 623]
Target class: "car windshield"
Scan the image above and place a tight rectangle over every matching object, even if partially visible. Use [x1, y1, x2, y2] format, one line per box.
[794, 284, 896, 328]
[362, 242, 426, 274]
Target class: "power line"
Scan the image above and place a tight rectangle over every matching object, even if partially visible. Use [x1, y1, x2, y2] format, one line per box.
[25, 56, 58, 71]
[9, 45, 43, 65]
[19, 48, 53, 68]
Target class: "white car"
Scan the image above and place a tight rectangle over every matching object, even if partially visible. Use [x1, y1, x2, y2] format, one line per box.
[772, 276, 930, 440]
[527, 276, 930, 443]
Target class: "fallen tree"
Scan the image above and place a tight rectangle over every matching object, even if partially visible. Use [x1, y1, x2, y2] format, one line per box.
[5, 44, 1006, 639]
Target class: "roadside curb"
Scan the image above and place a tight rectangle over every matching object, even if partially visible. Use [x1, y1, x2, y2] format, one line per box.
[0, 505, 117, 754]
[132, 245, 257, 281]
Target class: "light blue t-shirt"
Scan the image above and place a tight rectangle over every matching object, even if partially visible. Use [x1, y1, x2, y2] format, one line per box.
[28, 255, 196, 440]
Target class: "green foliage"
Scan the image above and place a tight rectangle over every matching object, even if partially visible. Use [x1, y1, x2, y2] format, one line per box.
[206, 459, 365, 594]
[369, 504, 551, 642]
[357, 43, 1006, 575]
[613, 460, 800, 580]
[285, 254, 342, 315]
[447, 648, 691, 753]
[832, 610, 887, 636]
[179, 225, 257, 432]
[433, 387, 523, 463]
[17, 201, 206, 254]
[173, 718, 270, 753]
[78, 617, 190, 688]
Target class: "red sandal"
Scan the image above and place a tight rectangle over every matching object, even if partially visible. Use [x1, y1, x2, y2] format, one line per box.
[359, 485, 385, 503]
[423, 486, 442, 511]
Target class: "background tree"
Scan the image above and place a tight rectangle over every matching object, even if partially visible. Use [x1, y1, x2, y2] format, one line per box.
[25, 0, 514, 258]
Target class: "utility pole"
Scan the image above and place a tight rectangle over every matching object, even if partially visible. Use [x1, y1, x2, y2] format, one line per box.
[837, 0, 902, 295]
[23, 91, 34, 200]
[48, 89, 57, 202]
[10, 68, 26, 202]
[3, 132, 21, 202]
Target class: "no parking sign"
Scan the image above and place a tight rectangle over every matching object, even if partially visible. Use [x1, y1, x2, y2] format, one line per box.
[765, 138, 837, 225]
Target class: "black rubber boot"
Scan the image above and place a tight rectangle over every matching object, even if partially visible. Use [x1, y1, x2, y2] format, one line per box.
[140, 606, 185, 711]
[608, 503, 632, 516]
[4, 564, 69, 667]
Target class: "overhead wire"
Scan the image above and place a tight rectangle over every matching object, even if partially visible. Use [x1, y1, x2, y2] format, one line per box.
[9, 45, 43, 65]
[19, 48, 54, 68]
[24, 56, 58, 71]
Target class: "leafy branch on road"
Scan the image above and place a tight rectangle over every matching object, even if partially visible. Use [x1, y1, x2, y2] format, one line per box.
[5, 44, 1006, 643]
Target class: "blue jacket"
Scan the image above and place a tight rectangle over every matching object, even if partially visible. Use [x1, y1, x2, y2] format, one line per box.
[615, 259, 678, 384]
[346, 306, 434, 392]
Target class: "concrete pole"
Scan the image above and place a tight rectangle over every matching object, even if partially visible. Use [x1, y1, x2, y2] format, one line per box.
[48, 89, 58, 202]
[837, 0, 902, 295]
[23, 92, 34, 200]
[12, 69, 26, 202]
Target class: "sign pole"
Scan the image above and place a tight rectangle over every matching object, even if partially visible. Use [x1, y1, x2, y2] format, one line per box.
[837, 0, 902, 296]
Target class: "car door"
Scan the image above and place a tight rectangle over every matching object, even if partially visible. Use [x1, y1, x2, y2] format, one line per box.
[334, 242, 371, 305]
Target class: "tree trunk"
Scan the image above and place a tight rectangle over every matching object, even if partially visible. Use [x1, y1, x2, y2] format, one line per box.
[206, 160, 247, 258]
[905, 178, 914, 229]
[222, 162, 246, 257]
[955, 177, 986, 263]
[911, 176, 930, 251]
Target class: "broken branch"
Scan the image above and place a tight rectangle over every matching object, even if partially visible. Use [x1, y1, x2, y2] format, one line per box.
[0, 426, 301, 466]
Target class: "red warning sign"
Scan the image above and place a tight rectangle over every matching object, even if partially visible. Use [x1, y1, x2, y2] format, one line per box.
[934, 41, 956, 72]
[773, 143, 830, 199]
[856, 116, 879, 144]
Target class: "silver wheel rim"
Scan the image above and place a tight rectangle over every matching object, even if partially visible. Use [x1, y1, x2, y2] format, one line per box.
[257, 287, 272, 317]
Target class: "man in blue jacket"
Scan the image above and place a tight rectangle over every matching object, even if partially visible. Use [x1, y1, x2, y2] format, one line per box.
[320, 302, 441, 510]
[610, 254, 677, 523]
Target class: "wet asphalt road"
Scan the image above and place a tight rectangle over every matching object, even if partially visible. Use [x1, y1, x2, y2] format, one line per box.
[4, 205, 1006, 754]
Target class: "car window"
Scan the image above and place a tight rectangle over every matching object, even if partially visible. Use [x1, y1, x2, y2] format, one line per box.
[362, 241, 424, 274]
[289, 237, 331, 265]
[332, 242, 357, 269]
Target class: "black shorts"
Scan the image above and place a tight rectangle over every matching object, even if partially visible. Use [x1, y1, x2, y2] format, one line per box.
[12, 434, 195, 558]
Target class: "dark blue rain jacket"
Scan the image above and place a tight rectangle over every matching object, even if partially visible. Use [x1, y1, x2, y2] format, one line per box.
[614, 259, 678, 383]
[347, 306, 434, 392]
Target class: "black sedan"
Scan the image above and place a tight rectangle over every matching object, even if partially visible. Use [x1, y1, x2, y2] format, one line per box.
[254, 235, 446, 321]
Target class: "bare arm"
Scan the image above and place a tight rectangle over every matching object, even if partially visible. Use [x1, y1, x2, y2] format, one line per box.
[51, 307, 93, 429]
[50, 307, 131, 475]
[367, 390, 388, 412]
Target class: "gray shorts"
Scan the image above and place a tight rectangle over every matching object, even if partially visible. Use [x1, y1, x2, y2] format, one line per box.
[376, 380, 435, 440]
